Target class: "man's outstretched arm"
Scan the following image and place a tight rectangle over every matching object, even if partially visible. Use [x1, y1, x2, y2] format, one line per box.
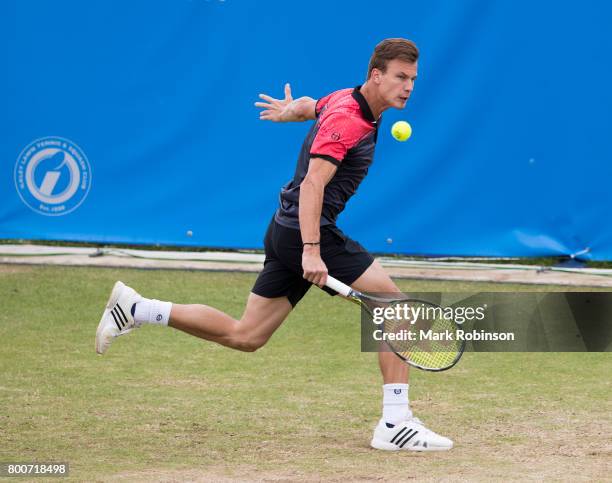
[255, 83, 316, 122]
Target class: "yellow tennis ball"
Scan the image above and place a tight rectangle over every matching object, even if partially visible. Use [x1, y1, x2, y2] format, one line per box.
[391, 121, 412, 141]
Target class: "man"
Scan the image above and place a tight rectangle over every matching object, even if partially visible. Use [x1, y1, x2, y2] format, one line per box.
[96, 38, 453, 451]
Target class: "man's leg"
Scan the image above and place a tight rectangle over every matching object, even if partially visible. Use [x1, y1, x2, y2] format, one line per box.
[350, 260, 411, 424]
[349, 260, 408, 385]
[97, 219, 313, 355]
[349, 260, 453, 451]
[95, 279, 293, 354]
[169, 293, 293, 352]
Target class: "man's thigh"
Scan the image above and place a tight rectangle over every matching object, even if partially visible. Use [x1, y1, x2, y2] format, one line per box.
[320, 225, 376, 293]
[236, 292, 294, 348]
[252, 219, 312, 307]
[350, 259, 400, 293]
[251, 258, 311, 307]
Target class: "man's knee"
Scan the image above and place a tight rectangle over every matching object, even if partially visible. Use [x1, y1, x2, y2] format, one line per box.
[234, 337, 266, 352]
[229, 326, 268, 352]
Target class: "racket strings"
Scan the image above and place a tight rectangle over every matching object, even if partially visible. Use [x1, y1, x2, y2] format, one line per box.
[380, 301, 463, 370]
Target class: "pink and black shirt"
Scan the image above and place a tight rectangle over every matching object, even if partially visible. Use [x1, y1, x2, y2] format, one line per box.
[274, 86, 380, 229]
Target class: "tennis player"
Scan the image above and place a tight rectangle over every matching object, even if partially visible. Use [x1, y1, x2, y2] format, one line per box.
[96, 38, 453, 451]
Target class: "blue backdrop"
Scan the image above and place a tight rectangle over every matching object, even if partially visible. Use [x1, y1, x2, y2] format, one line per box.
[2, 0, 611, 260]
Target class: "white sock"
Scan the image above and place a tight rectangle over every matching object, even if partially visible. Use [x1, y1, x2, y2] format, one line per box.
[134, 298, 172, 326]
[382, 383, 412, 425]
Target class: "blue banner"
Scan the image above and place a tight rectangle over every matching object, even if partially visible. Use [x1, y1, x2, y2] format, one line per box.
[2, 0, 611, 260]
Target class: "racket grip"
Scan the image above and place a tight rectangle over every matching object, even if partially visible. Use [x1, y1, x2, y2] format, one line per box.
[325, 275, 352, 297]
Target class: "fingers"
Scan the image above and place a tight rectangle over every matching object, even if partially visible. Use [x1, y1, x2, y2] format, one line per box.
[257, 82, 292, 105]
[254, 101, 274, 109]
[258, 93, 278, 103]
[310, 271, 328, 288]
[304, 272, 325, 287]
[320, 272, 328, 287]
[303, 267, 328, 287]
[284, 82, 292, 101]
[256, 84, 291, 116]
[314, 269, 328, 287]
[259, 110, 279, 121]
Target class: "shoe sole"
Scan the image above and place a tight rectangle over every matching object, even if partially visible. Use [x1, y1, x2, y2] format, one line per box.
[370, 437, 453, 451]
[95, 281, 126, 354]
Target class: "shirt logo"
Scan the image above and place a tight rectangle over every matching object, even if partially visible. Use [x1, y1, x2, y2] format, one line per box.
[331, 132, 341, 141]
[14, 136, 92, 216]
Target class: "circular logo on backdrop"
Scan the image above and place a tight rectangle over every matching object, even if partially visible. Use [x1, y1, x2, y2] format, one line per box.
[14, 136, 92, 216]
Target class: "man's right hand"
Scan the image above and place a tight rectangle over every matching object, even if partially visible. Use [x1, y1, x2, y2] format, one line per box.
[255, 83, 316, 122]
[302, 245, 328, 287]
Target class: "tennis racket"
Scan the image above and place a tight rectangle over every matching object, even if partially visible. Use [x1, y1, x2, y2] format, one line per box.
[325, 275, 465, 371]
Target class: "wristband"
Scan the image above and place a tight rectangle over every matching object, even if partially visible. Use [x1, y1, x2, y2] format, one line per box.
[303, 242, 320, 246]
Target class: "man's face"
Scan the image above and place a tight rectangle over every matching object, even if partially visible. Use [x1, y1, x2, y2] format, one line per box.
[372, 59, 418, 109]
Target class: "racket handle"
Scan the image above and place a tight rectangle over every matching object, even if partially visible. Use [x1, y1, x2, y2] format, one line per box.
[325, 275, 352, 297]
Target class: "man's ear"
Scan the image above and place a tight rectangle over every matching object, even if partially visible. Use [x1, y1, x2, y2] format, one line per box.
[372, 68, 382, 84]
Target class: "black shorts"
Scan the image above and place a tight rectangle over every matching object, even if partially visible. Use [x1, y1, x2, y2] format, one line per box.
[251, 218, 374, 307]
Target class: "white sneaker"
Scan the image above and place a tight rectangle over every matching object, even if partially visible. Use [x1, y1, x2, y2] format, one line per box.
[95, 281, 142, 354]
[371, 417, 453, 451]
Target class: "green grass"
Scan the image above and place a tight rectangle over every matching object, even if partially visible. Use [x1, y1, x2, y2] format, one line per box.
[0, 265, 610, 481]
